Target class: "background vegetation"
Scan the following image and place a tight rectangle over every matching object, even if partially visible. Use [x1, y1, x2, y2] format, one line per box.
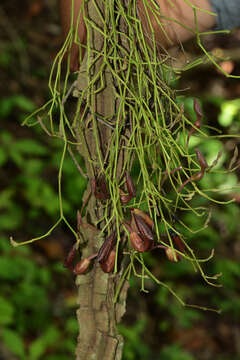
[1, 1, 240, 359]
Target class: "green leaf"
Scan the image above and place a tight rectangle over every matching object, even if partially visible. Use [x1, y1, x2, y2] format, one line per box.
[11, 139, 48, 156]
[204, 95, 224, 107]
[0, 256, 35, 281]
[28, 336, 48, 360]
[219, 296, 240, 316]
[45, 356, 70, 360]
[52, 262, 67, 274]
[23, 159, 44, 175]
[203, 140, 225, 169]
[38, 267, 51, 286]
[0, 51, 13, 68]
[0, 97, 15, 117]
[0, 131, 13, 145]
[1, 328, 25, 358]
[0, 189, 15, 209]
[177, 96, 202, 122]
[13, 95, 36, 112]
[0, 236, 12, 252]
[171, 305, 202, 328]
[28, 326, 60, 360]
[65, 175, 87, 205]
[65, 318, 78, 334]
[214, 259, 240, 288]
[0, 147, 7, 166]
[61, 338, 76, 353]
[0, 296, 14, 325]
[163, 261, 194, 279]
[0, 257, 23, 280]
[23, 176, 71, 216]
[118, 317, 151, 360]
[218, 99, 240, 127]
[0, 205, 23, 230]
[0, 95, 35, 117]
[9, 149, 24, 167]
[160, 344, 195, 360]
[14, 283, 49, 314]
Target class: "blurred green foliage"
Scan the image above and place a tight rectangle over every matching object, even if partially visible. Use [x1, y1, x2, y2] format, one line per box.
[0, 94, 83, 359]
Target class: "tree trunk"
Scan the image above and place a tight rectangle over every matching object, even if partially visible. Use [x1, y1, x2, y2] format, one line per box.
[73, 0, 130, 359]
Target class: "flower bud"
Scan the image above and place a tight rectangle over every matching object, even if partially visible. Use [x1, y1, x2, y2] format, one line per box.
[90, 176, 110, 200]
[130, 212, 139, 233]
[171, 233, 185, 253]
[119, 189, 132, 204]
[63, 243, 77, 271]
[165, 248, 180, 262]
[133, 213, 154, 242]
[73, 258, 91, 275]
[96, 231, 116, 263]
[132, 208, 154, 230]
[125, 171, 136, 197]
[99, 175, 110, 199]
[130, 232, 150, 252]
[193, 98, 202, 119]
[77, 210, 82, 231]
[100, 249, 116, 273]
[195, 149, 208, 171]
[90, 178, 97, 195]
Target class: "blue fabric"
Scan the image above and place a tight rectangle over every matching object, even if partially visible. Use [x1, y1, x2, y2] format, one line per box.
[210, 0, 240, 30]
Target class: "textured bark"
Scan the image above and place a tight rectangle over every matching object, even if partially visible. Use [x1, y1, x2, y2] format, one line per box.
[73, 0, 130, 359]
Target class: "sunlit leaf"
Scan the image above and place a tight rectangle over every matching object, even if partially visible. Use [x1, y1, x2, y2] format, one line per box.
[218, 99, 240, 127]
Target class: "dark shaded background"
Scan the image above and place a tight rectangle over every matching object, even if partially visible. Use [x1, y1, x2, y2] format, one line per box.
[1, 1, 240, 359]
